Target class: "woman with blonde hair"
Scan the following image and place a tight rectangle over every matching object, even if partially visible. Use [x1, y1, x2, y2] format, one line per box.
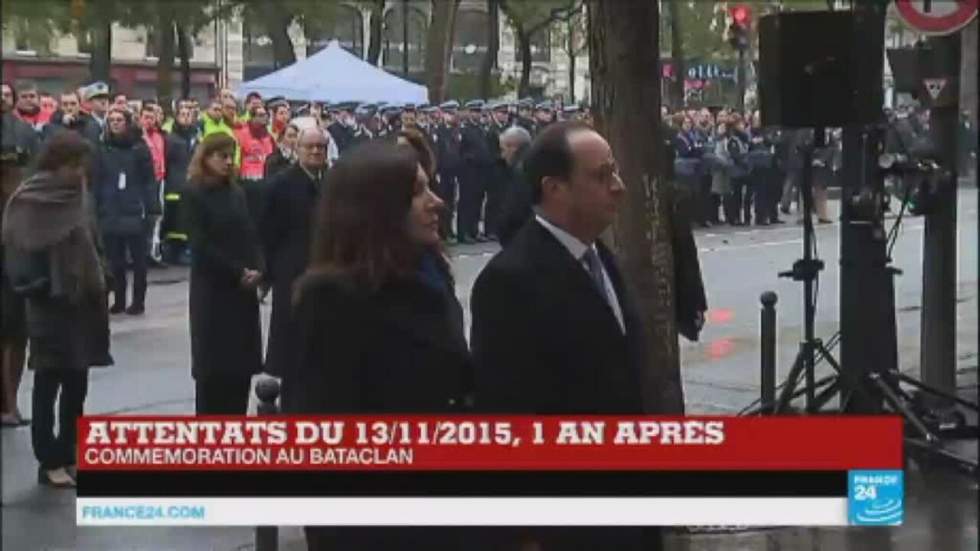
[183, 133, 264, 414]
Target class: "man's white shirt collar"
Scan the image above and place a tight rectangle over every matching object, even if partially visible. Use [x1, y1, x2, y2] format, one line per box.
[535, 213, 592, 261]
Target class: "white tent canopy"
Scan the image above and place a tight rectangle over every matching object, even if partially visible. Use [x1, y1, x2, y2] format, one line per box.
[237, 40, 429, 105]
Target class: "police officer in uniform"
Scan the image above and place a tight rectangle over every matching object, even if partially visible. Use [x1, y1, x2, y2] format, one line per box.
[434, 101, 462, 242]
[458, 100, 492, 244]
[350, 104, 378, 148]
[483, 101, 510, 241]
[534, 101, 555, 133]
[377, 105, 401, 140]
[516, 98, 537, 135]
[326, 102, 357, 155]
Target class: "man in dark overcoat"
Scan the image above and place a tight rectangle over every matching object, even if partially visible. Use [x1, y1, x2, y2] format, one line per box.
[261, 128, 328, 411]
[470, 121, 666, 550]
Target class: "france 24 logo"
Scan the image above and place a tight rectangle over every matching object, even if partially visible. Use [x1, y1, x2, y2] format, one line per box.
[848, 470, 904, 526]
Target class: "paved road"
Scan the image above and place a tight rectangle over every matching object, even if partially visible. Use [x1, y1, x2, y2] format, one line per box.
[2, 190, 977, 550]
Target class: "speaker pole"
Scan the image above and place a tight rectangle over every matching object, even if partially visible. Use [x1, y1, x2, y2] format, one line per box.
[839, 1, 891, 414]
[736, 46, 747, 113]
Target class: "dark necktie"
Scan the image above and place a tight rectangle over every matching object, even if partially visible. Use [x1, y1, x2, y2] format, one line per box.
[581, 248, 610, 303]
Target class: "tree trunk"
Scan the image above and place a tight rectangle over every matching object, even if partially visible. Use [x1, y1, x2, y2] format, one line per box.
[588, 0, 682, 414]
[367, 0, 384, 66]
[156, 14, 176, 116]
[177, 23, 192, 100]
[478, 0, 500, 99]
[425, 0, 460, 104]
[89, 21, 112, 83]
[667, 0, 685, 110]
[266, 10, 296, 69]
[516, 28, 533, 98]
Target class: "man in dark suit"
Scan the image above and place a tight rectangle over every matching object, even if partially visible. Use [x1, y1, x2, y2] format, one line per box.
[470, 121, 663, 550]
[261, 128, 328, 411]
[496, 125, 533, 247]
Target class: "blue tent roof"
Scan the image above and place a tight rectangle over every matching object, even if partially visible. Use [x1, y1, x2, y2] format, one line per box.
[237, 40, 429, 105]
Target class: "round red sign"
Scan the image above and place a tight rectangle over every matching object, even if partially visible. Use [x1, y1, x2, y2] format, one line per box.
[895, 0, 978, 35]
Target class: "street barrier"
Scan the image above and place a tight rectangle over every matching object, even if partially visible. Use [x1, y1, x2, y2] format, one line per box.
[760, 292, 778, 414]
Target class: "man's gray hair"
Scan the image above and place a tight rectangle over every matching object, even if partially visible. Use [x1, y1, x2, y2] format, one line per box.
[297, 125, 328, 143]
[501, 125, 532, 146]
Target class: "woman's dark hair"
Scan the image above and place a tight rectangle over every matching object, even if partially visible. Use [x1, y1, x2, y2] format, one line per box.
[523, 120, 593, 204]
[35, 131, 92, 172]
[304, 141, 443, 293]
[187, 133, 238, 186]
[397, 127, 436, 179]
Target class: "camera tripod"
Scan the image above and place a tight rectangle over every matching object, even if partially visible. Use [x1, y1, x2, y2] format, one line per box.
[742, 127, 979, 476]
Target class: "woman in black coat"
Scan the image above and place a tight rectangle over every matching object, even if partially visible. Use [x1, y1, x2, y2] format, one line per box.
[293, 141, 472, 550]
[183, 133, 264, 415]
[2, 132, 112, 487]
[92, 109, 159, 315]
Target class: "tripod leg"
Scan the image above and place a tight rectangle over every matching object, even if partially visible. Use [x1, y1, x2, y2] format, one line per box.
[776, 350, 805, 413]
[891, 371, 979, 411]
[869, 373, 939, 443]
[812, 378, 842, 411]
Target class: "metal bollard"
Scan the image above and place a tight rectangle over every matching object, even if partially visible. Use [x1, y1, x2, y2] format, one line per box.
[760, 292, 778, 414]
[254, 378, 281, 551]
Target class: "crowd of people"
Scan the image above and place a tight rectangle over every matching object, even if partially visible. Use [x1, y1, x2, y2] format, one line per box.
[662, 105, 844, 228]
[661, 102, 978, 231]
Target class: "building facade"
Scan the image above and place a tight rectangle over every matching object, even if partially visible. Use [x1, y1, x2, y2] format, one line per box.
[2, 1, 588, 103]
[1, 20, 221, 101]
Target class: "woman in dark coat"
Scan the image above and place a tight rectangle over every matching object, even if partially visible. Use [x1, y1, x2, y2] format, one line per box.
[293, 141, 473, 550]
[183, 133, 264, 415]
[2, 132, 112, 487]
[92, 108, 159, 315]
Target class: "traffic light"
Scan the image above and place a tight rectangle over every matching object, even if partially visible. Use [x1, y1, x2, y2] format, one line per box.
[731, 4, 751, 26]
[728, 4, 751, 51]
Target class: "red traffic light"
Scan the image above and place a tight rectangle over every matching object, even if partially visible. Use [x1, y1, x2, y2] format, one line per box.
[730, 4, 751, 26]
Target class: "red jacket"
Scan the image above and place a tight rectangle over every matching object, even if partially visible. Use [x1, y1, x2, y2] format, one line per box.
[143, 128, 167, 182]
[235, 125, 275, 180]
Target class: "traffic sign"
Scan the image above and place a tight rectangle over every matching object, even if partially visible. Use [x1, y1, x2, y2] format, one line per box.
[895, 0, 978, 35]
[923, 78, 947, 100]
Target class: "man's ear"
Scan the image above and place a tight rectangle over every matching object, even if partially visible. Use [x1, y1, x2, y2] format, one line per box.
[540, 175, 559, 200]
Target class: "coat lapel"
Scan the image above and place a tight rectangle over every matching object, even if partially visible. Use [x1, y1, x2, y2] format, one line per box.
[526, 222, 625, 339]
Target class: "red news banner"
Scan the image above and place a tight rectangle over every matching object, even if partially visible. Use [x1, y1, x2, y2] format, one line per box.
[78, 416, 903, 471]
